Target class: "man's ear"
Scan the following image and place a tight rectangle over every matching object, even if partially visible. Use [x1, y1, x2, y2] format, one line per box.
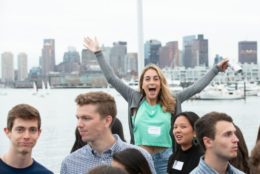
[4, 128, 11, 139]
[203, 136, 213, 149]
[4, 127, 8, 133]
[105, 115, 113, 128]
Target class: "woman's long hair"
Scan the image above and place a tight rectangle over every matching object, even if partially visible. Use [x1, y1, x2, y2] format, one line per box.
[139, 64, 175, 113]
[230, 125, 250, 174]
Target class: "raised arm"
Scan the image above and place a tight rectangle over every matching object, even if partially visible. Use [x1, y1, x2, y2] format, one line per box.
[177, 58, 229, 102]
[83, 37, 136, 101]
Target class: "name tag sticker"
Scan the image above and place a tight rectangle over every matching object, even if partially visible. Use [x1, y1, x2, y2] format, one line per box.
[172, 160, 184, 170]
[147, 126, 161, 135]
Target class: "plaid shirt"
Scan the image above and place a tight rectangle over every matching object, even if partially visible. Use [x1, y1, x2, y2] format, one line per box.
[190, 156, 245, 174]
[60, 134, 156, 174]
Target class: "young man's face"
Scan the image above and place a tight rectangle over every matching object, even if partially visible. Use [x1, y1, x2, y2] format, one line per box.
[4, 118, 41, 155]
[211, 121, 239, 160]
[76, 104, 110, 143]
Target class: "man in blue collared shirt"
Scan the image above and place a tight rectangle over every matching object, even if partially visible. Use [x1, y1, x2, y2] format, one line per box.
[190, 112, 245, 174]
[60, 91, 156, 174]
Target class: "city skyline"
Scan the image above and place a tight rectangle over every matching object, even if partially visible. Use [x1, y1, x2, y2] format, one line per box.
[1, 0, 260, 73]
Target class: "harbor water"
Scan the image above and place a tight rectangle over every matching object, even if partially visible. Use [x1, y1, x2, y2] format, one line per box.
[0, 88, 259, 173]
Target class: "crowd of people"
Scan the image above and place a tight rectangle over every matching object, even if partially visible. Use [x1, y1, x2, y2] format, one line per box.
[0, 36, 259, 174]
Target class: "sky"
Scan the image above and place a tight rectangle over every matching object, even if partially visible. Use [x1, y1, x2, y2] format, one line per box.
[1, 0, 260, 72]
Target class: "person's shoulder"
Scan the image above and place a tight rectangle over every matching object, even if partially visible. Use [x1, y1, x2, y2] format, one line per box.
[33, 160, 54, 174]
[229, 164, 246, 174]
[117, 142, 149, 155]
[62, 146, 88, 163]
[189, 166, 205, 174]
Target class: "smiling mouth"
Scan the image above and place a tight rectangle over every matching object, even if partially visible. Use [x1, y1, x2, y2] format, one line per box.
[175, 135, 183, 140]
[148, 87, 156, 92]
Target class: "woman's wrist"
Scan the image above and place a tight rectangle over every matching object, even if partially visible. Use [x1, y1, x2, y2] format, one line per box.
[94, 50, 102, 54]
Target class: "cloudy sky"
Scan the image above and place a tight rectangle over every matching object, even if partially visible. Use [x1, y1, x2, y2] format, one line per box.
[1, 0, 260, 71]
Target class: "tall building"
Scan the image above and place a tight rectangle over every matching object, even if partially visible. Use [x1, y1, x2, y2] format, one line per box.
[238, 41, 257, 64]
[41, 39, 55, 78]
[17, 52, 28, 81]
[182, 35, 208, 68]
[81, 49, 96, 67]
[182, 35, 196, 68]
[1, 52, 14, 83]
[192, 34, 208, 67]
[110, 41, 127, 77]
[159, 41, 179, 68]
[144, 40, 161, 65]
[62, 47, 80, 73]
[127, 52, 138, 78]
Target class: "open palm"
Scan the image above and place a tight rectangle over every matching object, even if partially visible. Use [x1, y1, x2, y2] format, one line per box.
[83, 37, 100, 53]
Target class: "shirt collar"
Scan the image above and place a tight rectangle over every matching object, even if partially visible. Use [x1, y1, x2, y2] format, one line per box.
[200, 156, 238, 174]
[85, 134, 123, 157]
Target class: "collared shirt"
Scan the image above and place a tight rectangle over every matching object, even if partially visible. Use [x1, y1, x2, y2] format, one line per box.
[60, 134, 156, 174]
[190, 157, 245, 174]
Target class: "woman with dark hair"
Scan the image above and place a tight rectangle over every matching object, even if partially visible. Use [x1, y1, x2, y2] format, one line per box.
[84, 37, 228, 174]
[88, 165, 128, 174]
[71, 117, 125, 153]
[230, 125, 250, 173]
[167, 111, 203, 174]
[112, 148, 152, 174]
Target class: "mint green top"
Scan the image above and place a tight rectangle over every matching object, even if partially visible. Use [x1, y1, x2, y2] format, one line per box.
[132, 100, 172, 147]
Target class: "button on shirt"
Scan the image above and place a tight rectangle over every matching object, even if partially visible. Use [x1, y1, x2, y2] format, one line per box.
[190, 157, 245, 174]
[60, 134, 156, 174]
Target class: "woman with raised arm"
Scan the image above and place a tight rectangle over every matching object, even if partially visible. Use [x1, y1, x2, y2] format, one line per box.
[83, 36, 229, 174]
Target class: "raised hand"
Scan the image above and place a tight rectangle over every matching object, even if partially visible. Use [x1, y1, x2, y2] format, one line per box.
[83, 37, 101, 53]
[217, 58, 229, 72]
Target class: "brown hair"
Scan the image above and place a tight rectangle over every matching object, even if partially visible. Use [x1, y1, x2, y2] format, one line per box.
[249, 141, 260, 174]
[139, 64, 175, 113]
[88, 165, 128, 174]
[7, 104, 41, 131]
[195, 112, 233, 150]
[230, 125, 250, 173]
[75, 91, 117, 125]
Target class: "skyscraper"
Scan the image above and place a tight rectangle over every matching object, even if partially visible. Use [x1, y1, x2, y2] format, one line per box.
[182, 35, 208, 68]
[41, 39, 55, 78]
[238, 41, 257, 64]
[192, 34, 208, 67]
[110, 41, 127, 77]
[17, 52, 28, 81]
[144, 40, 161, 66]
[182, 35, 196, 68]
[127, 52, 138, 78]
[159, 41, 179, 68]
[1, 52, 14, 83]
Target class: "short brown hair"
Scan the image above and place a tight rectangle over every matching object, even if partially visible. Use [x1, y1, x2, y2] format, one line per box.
[195, 111, 233, 150]
[7, 104, 41, 131]
[75, 91, 117, 124]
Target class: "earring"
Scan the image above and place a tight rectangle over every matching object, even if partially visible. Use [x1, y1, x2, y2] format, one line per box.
[192, 137, 199, 146]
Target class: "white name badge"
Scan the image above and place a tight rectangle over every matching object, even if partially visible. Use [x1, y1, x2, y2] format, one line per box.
[147, 126, 161, 135]
[172, 160, 184, 171]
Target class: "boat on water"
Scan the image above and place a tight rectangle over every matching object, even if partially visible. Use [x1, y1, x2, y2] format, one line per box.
[197, 85, 244, 100]
[227, 82, 260, 96]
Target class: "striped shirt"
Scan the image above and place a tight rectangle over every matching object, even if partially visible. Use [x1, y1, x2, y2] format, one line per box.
[190, 157, 245, 174]
[60, 134, 156, 174]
